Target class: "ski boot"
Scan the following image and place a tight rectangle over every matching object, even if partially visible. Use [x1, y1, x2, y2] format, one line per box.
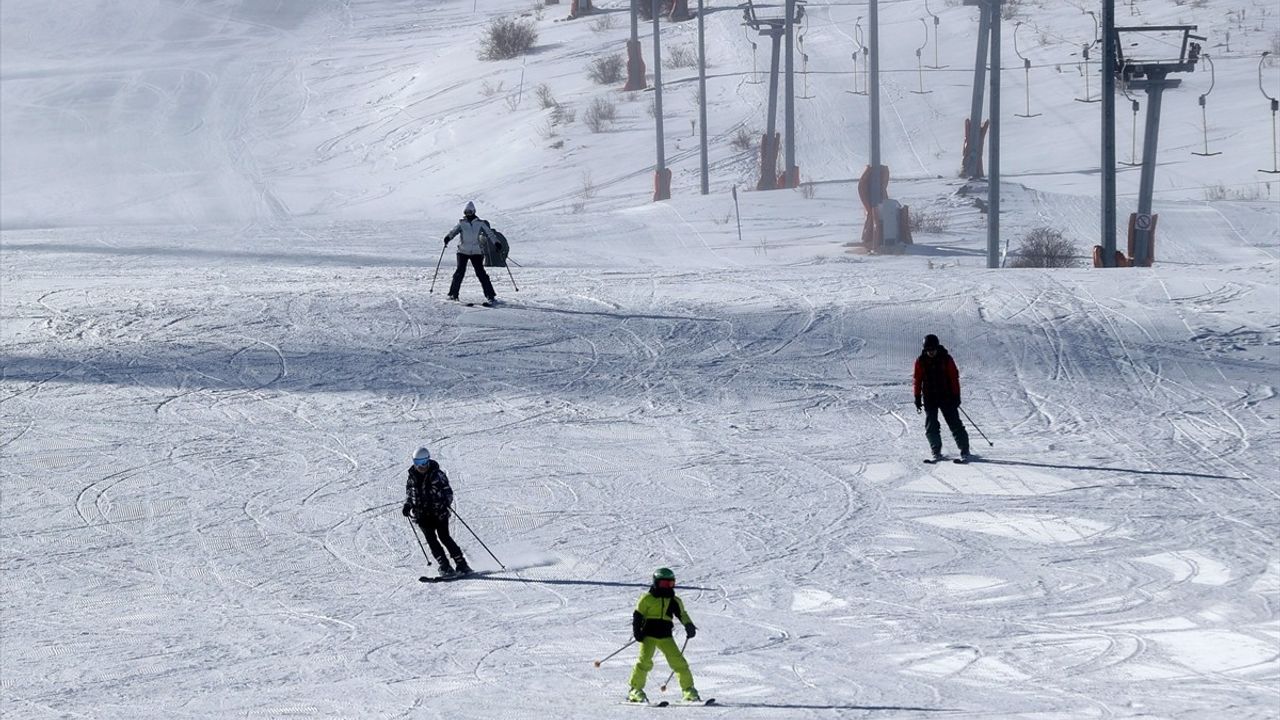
[931, 449, 945, 462]
[959, 449, 971, 462]
[446, 294, 459, 301]
[682, 688, 701, 703]
[627, 688, 648, 704]
[453, 558, 472, 575]
[436, 559, 456, 578]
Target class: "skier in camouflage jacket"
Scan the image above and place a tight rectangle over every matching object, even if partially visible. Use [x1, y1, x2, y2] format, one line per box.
[402, 447, 471, 575]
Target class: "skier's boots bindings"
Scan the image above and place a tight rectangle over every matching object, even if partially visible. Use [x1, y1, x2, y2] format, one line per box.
[627, 688, 648, 704]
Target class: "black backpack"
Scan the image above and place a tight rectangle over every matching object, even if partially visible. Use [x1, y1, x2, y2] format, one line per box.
[484, 229, 510, 267]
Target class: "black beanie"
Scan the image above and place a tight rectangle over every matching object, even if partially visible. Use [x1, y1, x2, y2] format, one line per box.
[923, 334, 940, 348]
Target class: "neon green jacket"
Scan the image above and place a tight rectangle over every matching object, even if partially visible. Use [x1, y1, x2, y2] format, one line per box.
[632, 591, 693, 640]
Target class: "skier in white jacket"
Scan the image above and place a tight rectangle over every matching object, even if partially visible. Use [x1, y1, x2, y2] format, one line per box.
[442, 201, 499, 302]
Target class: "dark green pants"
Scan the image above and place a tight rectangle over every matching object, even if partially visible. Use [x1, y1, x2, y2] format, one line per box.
[925, 404, 969, 455]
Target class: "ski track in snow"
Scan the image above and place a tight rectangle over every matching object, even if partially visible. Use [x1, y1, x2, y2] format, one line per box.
[4, 229, 1276, 718]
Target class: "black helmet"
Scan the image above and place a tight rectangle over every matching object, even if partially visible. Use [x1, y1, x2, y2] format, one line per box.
[922, 334, 940, 349]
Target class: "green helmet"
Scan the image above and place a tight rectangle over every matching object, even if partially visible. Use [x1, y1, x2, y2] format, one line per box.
[652, 567, 676, 583]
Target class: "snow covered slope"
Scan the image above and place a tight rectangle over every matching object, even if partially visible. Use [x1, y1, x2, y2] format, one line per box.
[2, 0, 1277, 718]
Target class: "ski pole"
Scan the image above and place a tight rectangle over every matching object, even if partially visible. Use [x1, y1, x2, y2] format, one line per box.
[658, 637, 690, 692]
[449, 507, 506, 569]
[407, 516, 432, 566]
[959, 406, 993, 446]
[504, 262, 520, 292]
[593, 639, 637, 668]
[428, 244, 447, 293]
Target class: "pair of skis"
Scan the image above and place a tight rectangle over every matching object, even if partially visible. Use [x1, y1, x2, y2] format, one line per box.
[626, 699, 717, 708]
[923, 455, 976, 465]
[418, 570, 475, 583]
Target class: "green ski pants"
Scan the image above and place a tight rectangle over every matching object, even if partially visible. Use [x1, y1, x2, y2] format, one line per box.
[628, 637, 694, 692]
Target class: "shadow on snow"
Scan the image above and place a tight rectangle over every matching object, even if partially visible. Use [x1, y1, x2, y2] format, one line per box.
[978, 457, 1245, 481]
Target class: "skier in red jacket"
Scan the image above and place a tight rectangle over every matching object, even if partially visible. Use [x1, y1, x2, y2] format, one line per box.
[913, 334, 971, 462]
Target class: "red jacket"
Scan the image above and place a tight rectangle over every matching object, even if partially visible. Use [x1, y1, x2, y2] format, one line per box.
[913, 348, 961, 405]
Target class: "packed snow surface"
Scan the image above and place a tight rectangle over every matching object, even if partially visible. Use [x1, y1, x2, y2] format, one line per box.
[2, 0, 1278, 718]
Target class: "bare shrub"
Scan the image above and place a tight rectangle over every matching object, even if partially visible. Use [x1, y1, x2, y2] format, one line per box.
[730, 126, 756, 152]
[588, 54, 625, 85]
[482, 17, 538, 61]
[550, 103, 576, 126]
[1008, 227, 1079, 268]
[665, 45, 699, 69]
[592, 96, 617, 122]
[1203, 183, 1229, 201]
[909, 207, 950, 233]
[583, 96, 617, 132]
[570, 171, 597, 212]
[590, 13, 615, 32]
[535, 83, 558, 109]
[480, 80, 505, 97]
[1203, 183, 1264, 201]
[800, 182, 816, 199]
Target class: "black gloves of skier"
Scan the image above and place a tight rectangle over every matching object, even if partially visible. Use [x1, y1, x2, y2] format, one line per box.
[402, 503, 412, 518]
[442, 235, 450, 246]
[633, 612, 645, 642]
[684, 624, 697, 639]
[914, 395, 923, 412]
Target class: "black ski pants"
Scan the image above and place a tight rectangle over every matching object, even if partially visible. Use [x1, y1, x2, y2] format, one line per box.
[924, 403, 970, 455]
[448, 253, 496, 299]
[414, 512, 466, 565]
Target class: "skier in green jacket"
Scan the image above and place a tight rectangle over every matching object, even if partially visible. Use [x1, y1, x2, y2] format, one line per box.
[627, 568, 701, 704]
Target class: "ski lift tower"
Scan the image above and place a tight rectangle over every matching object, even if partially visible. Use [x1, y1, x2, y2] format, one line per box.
[1113, 25, 1204, 267]
[742, 0, 788, 190]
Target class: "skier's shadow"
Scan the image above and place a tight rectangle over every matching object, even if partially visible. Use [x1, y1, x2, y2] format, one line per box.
[977, 458, 1245, 481]
[464, 573, 713, 591]
[715, 702, 956, 712]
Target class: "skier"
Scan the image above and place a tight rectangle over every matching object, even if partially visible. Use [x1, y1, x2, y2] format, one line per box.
[442, 201, 499, 304]
[627, 568, 701, 704]
[913, 334, 971, 462]
[402, 447, 472, 576]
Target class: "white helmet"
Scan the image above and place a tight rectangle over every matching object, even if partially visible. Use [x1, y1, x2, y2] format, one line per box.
[413, 447, 431, 465]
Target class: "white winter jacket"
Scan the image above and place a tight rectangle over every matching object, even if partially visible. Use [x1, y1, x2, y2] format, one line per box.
[444, 217, 497, 255]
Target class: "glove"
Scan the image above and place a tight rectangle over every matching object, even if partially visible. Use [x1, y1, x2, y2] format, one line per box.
[442, 236, 450, 246]
[684, 624, 697, 639]
[402, 503, 412, 517]
[914, 396, 923, 411]
[633, 612, 645, 642]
